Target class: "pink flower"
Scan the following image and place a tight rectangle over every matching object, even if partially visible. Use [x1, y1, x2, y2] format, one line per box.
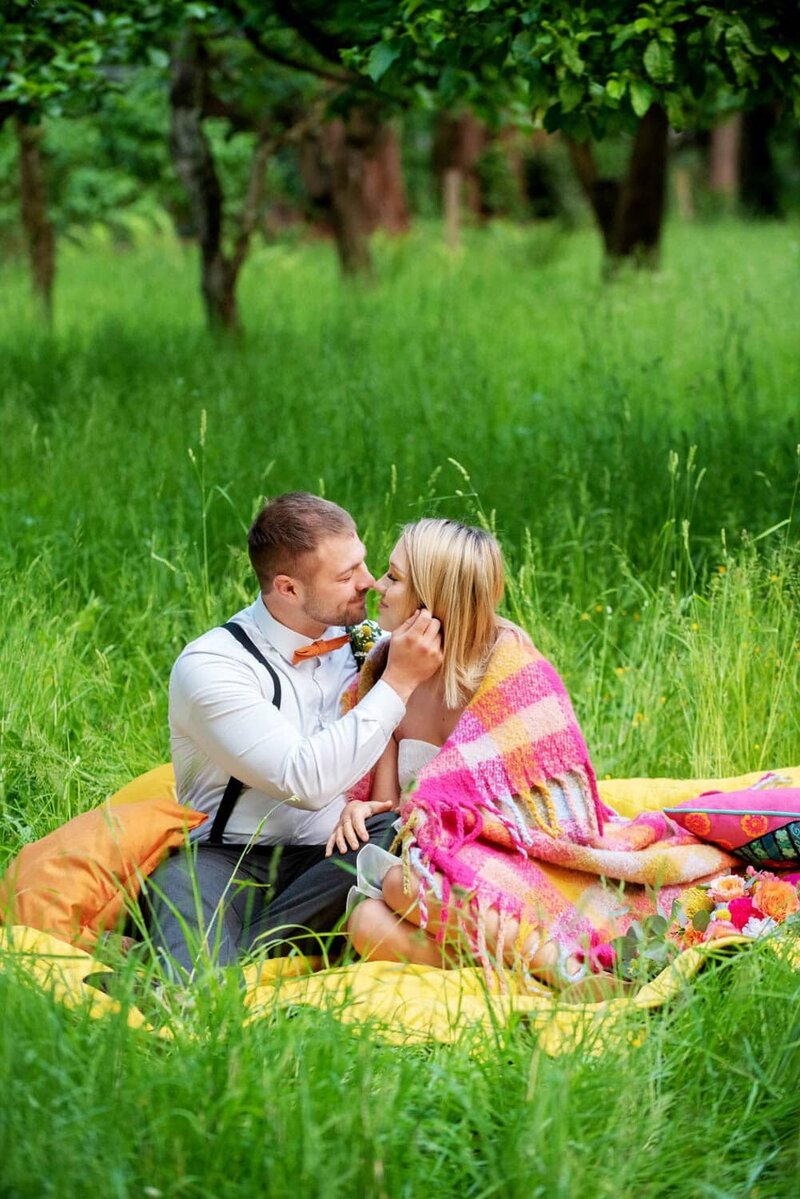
[728, 896, 759, 930]
[576, 931, 619, 973]
[781, 873, 800, 887]
[708, 875, 746, 902]
[590, 942, 618, 972]
[702, 919, 739, 942]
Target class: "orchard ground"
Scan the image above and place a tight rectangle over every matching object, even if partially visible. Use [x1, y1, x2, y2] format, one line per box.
[1, 217, 799, 1197]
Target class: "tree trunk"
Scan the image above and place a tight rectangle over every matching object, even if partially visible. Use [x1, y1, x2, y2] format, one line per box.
[327, 109, 381, 276]
[433, 113, 484, 212]
[300, 108, 394, 277]
[362, 124, 410, 235]
[567, 104, 669, 273]
[740, 103, 782, 218]
[609, 104, 669, 265]
[16, 117, 55, 320]
[432, 111, 485, 247]
[439, 169, 459, 251]
[673, 166, 695, 220]
[168, 33, 239, 333]
[708, 114, 741, 200]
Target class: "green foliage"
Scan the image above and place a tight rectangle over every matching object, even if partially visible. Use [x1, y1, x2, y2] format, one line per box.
[342, 1, 800, 137]
[0, 1, 192, 117]
[0, 54, 316, 249]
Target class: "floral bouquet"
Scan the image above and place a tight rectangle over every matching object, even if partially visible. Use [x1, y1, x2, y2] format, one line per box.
[668, 867, 800, 949]
[609, 868, 800, 983]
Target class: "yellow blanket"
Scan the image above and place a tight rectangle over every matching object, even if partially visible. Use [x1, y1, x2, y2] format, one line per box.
[1, 763, 799, 1054]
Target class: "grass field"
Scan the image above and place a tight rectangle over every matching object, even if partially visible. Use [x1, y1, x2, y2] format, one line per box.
[1, 218, 800, 1197]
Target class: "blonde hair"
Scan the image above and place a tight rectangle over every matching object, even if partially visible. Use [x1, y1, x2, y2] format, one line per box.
[400, 518, 506, 709]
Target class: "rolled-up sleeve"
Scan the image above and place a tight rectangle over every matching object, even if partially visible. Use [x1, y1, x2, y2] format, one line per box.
[170, 651, 404, 810]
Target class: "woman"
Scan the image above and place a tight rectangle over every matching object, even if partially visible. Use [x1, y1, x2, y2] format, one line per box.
[327, 518, 734, 991]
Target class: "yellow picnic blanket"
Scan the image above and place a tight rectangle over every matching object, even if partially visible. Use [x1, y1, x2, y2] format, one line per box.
[1, 763, 799, 1053]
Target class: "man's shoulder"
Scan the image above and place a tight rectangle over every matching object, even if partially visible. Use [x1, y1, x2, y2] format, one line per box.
[172, 602, 267, 675]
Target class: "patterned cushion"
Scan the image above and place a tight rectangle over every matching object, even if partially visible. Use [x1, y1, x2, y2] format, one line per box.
[665, 788, 800, 868]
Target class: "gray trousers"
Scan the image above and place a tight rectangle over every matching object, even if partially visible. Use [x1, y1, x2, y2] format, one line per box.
[143, 812, 396, 976]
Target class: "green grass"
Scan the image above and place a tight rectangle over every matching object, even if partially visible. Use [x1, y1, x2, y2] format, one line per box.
[1, 218, 800, 1196]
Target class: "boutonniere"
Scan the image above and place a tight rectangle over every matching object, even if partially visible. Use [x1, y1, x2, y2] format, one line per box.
[346, 619, 383, 670]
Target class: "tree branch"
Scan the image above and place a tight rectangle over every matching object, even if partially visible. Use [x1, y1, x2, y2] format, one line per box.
[230, 101, 327, 276]
[223, 0, 355, 83]
[564, 135, 598, 194]
[273, 0, 350, 66]
[565, 134, 618, 247]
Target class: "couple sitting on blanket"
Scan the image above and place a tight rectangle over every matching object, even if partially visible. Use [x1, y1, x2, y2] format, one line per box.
[148, 492, 731, 990]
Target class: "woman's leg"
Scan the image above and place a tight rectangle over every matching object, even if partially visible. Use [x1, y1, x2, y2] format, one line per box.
[380, 865, 573, 985]
[347, 897, 449, 967]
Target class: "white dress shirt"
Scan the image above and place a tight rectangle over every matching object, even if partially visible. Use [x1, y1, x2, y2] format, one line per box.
[169, 597, 404, 846]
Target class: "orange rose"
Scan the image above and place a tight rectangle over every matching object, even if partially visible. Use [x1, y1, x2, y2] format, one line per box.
[753, 880, 800, 922]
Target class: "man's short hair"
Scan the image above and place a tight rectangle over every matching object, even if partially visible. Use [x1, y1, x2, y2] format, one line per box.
[247, 492, 356, 591]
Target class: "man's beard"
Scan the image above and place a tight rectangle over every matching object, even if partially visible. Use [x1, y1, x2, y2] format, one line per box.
[302, 588, 368, 629]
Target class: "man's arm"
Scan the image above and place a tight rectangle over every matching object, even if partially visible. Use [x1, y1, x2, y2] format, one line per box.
[171, 651, 405, 811]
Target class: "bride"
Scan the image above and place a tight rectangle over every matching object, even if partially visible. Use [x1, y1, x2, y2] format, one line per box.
[326, 518, 733, 991]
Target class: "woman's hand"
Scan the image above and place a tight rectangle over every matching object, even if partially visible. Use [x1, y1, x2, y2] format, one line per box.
[325, 799, 395, 856]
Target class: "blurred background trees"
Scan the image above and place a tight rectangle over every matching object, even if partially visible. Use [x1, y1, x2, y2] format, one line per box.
[2, 0, 799, 329]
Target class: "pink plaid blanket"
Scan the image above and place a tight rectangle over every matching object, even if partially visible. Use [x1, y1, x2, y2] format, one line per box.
[347, 632, 735, 984]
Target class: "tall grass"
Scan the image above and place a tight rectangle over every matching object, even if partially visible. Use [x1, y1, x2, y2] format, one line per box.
[2, 943, 800, 1198]
[1, 218, 799, 1196]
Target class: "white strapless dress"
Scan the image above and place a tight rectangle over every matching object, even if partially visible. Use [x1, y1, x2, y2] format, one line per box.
[347, 739, 439, 910]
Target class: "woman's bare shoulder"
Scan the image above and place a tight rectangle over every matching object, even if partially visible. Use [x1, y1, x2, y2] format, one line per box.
[494, 617, 534, 648]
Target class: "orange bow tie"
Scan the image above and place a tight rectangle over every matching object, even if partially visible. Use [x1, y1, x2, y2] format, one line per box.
[292, 634, 350, 664]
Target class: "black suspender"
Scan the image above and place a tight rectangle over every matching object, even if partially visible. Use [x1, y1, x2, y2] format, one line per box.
[206, 621, 282, 846]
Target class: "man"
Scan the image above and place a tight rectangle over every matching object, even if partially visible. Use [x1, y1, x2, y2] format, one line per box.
[146, 491, 442, 974]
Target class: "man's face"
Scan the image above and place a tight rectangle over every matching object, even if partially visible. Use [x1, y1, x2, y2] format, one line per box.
[296, 532, 376, 628]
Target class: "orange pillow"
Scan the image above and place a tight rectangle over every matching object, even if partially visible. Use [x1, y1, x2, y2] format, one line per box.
[0, 797, 206, 949]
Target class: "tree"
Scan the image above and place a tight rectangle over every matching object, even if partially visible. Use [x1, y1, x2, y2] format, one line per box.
[15, 118, 55, 318]
[220, 1, 408, 278]
[167, 24, 327, 332]
[0, 0, 188, 315]
[298, 107, 409, 275]
[340, 1, 800, 271]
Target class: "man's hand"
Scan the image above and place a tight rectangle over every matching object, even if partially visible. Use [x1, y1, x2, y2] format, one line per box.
[325, 798, 395, 856]
[382, 608, 443, 703]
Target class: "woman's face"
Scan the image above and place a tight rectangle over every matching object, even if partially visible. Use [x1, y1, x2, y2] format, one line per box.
[374, 539, 416, 632]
